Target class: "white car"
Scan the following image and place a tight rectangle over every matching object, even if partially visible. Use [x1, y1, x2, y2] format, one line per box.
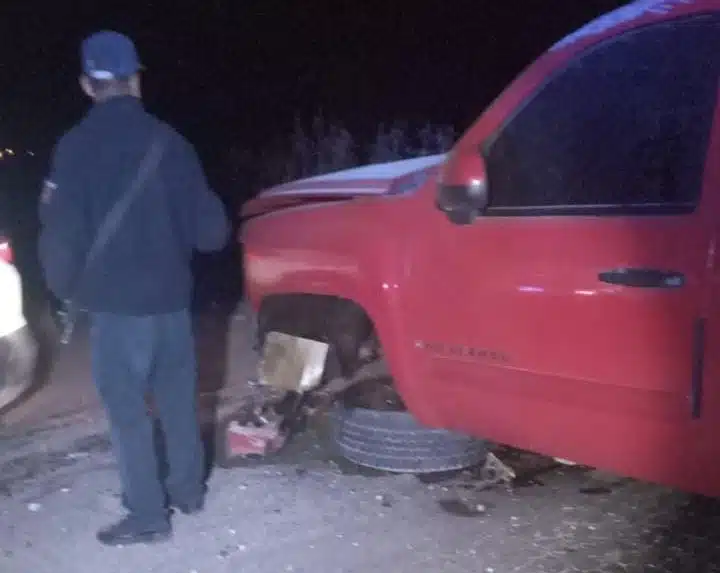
[0, 233, 36, 411]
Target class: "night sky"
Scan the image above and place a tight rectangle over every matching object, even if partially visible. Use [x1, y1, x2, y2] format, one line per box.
[0, 0, 627, 164]
[0, 0, 630, 300]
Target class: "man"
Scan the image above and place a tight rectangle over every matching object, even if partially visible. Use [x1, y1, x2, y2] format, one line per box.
[38, 31, 230, 546]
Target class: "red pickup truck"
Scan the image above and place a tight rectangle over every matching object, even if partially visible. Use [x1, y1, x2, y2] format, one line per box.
[241, 0, 720, 497]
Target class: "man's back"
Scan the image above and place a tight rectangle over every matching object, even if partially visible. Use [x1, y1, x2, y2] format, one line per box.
[39, 95, 229, 315]
[42, 30, 227, 546]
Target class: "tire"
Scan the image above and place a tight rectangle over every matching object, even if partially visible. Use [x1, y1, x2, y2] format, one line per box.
[0, 326, 37, 412]
[332, 405, 487, 474]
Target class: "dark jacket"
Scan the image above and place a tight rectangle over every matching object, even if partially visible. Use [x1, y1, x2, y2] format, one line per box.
[38, 96, 230, 315]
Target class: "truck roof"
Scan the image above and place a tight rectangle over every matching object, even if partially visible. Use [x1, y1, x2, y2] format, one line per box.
[550, 0, 719, 53]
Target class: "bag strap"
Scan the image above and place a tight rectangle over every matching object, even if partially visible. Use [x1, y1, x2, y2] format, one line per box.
[57, 129, 170, 344]
[79, 128, 170, 278]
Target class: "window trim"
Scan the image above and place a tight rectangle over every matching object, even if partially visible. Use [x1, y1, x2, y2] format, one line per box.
[480, 12, 720, 217]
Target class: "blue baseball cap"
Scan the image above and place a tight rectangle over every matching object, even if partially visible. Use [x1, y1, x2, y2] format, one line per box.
[81, 31, 142, 80]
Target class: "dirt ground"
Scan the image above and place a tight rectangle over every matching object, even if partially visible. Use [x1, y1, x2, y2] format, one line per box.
[1, 306, 720, 573]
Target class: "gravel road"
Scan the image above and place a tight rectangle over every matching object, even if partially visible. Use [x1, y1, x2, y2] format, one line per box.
[1, 307, 719, 573]
[2, 412, 720, 573]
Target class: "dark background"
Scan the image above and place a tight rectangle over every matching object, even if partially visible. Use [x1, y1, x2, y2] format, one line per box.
[0, 0, 628, 306]
[0, 0, 626, 184]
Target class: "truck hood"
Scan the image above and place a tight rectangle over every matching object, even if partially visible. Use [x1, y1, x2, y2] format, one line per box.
[242, 153, 447, 219]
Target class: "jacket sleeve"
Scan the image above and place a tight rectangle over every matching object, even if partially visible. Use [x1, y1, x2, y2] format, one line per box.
[37, 134, 90, 300]
[178, 138, 231, 253]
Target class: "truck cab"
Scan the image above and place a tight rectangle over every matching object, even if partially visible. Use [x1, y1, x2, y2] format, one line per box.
[242, 0, 720, 496]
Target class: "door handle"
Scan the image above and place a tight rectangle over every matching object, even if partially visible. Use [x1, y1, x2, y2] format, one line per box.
[597, 268, 685, 289]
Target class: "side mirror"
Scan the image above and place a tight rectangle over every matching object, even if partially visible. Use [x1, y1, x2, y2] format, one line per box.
[435, 178, 489, 225]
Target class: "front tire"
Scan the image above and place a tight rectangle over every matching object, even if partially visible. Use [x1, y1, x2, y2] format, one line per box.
[332, 405, 487, 474]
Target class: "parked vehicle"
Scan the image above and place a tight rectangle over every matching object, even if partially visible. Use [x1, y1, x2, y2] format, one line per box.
[0, 231, 37, 411]
[241, 0, 720, 496]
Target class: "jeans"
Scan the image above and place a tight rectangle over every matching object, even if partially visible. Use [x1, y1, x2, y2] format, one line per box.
[90, 310, 204, 526]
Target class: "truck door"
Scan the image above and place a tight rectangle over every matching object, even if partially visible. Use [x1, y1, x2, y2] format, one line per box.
[404, 14, 720, 495]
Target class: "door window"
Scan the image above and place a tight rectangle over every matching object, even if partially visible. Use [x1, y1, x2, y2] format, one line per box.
[484, 15, 720, 213]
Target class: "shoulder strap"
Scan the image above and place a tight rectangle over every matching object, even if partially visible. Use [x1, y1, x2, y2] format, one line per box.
[80, 128, 170, 279]
[57, 128, 170, 344]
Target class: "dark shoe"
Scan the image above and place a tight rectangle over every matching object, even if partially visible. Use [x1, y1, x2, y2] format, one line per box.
[96, 516, 172, 547]
[172, 498, 205, 515]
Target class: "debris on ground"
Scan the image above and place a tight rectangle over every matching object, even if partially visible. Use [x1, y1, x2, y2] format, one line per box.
[437, 498, 489, 518]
